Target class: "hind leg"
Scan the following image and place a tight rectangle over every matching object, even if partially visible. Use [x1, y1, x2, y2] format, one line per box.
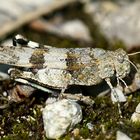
[13, 34, 52, 49]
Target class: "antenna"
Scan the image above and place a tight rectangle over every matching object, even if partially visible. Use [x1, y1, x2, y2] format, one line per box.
[126, 59, 138, 72]
[128, 51, 140, 56]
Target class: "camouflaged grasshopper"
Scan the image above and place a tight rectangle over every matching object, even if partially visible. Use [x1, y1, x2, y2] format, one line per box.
[0, 35, 138, 108]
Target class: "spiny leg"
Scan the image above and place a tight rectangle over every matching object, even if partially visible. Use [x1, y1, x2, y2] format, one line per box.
[13, 34, 52, 49]
[13, 34, 29, 46]
[13, 34, 40, 48]
[14, 78, 56, 94]
[105, 78, 123, 118]
[8, 68, 56, 94]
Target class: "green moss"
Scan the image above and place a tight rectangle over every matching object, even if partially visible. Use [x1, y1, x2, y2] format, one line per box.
[80, 127, 90, 139]
[1, 90, 140, 139]
[1, 133, 29, 140]
[111, 40, 126, 50]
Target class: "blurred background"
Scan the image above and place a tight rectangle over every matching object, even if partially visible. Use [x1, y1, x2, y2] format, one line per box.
[0, 0, 140, 70]
[1, 0, 140, 51]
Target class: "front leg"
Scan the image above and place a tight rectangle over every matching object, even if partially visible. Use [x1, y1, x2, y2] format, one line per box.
[105, 78, 123, 118]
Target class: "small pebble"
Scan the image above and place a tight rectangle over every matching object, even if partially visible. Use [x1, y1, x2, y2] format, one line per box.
[86, 122, 94, 131]
[131, 103, 140, 122]
[116, 131, 132, 140]
[111, 87, 126, 102]
[131, 113, 140, 122]
[135, 103, 140, 113]
[2, 91, 8, 97]
[42, 99, 82, 139]
[72, 128, 80, 137]
[45, 97, 57, 105]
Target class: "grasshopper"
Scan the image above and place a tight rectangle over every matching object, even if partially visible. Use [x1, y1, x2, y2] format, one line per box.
[0, 35, 139, 115]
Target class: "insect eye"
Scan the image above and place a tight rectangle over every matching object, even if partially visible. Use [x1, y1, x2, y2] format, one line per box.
[117, 54, 124, 63]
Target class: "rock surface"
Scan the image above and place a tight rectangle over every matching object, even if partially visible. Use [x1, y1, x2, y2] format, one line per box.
[111, 86, 126, 103]
[0, 0, 78, 38]
[116, 131, 132, 140]
[131, 103, 140, 122]
[85, 1, 140, 49]
[30, 18, 92, 42]
[42, 99, 82, 139]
